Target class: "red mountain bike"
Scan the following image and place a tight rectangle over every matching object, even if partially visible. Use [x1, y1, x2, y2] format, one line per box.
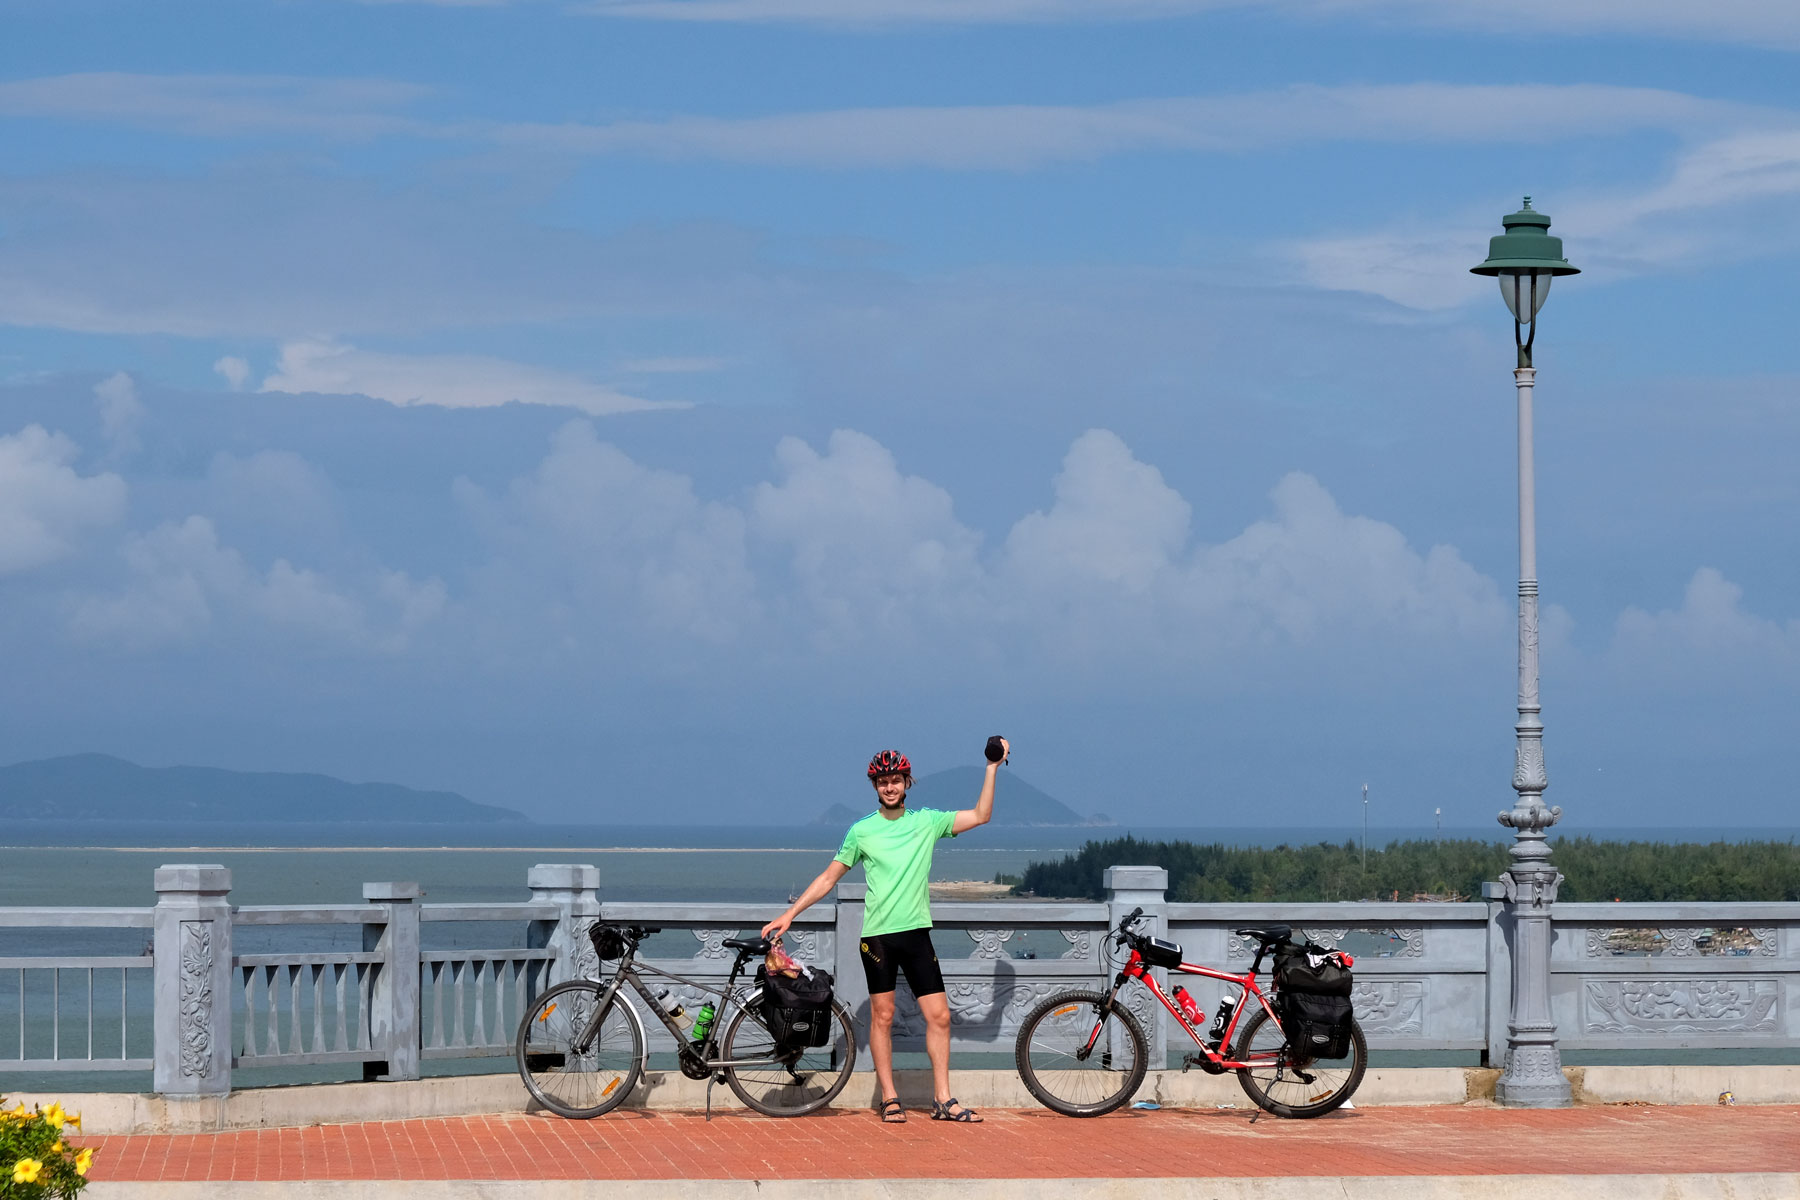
[1013, 908, 1366, 1118]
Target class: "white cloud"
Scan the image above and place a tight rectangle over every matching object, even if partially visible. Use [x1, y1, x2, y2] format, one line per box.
[0, 425, 128, 574]
[1614, 567, 1800, 667]
[259, 339, 674, 416]
[93, 372, 145, 459]
[213, 356, 251, 390]
[1289, 130, 1800, 309]
[459, 420, 756, 643]
[998, 434, 1506, 658]
[580, 0, 1800, 49]
[495, 84, 1764, 171]
[0, 73, 431, 139]
[67, 514, 445, 652]
[749, 430, 985, 642]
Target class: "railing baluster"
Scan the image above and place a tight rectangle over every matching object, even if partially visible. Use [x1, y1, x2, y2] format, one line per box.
[16, 969, 23, 1060]
[265, 964, 281, 1054]
[311, 964, 325, 1054]
[451, 960, 466, 1048]
[472, 959, 487, 1047]
[357, 963, 374, 1052]
[121, 968, 128, 1058]
[430, 961, 444, 1051]
[241, 966, 258, 1057]
[52, 969, 59, 1061]
[87, 968, 94, 1059]
[334, 963, 349, 1053]
[286, 964, 302, 1055]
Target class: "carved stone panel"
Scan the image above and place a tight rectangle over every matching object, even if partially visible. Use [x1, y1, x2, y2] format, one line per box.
[1583, 927, 1777, 958]
[945, 980, 1066, 1033]
[1584, 979, 1781, 1036]
[1059, 930, 1092, 960]
[966, 929, 1015, 959]
[178, 921, 214, 1078]
[783, 930, 820, 963]
[692, 929, 734, 960]
[1352, 979, 1425, 1036]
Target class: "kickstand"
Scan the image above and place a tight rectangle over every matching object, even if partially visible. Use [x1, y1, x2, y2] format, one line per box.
[705, 1072, 717, 1122]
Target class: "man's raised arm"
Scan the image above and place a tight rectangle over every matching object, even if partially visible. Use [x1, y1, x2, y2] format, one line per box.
[953, 737, 1009, 834]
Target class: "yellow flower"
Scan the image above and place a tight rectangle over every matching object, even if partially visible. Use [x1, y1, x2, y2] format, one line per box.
[42, 1102, 64, 1127]
[51, 1141, 63, 1154]
[13, 1158, 43, 1185]
[65, 1111, 81, 1131]
[76, 1147, 95, 1177]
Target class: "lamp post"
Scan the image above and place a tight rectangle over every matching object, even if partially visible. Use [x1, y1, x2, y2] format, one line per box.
[1472, 197, 1579, 1108]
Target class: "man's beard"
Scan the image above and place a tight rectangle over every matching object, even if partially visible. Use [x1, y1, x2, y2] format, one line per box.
[877, 793, 906, 809]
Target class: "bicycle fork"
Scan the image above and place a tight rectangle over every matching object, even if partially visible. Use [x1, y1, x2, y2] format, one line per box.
[1076, 971, 1133, 1066]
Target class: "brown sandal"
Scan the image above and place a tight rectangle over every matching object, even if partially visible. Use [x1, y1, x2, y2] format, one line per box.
[879, 1097, 906, 1123]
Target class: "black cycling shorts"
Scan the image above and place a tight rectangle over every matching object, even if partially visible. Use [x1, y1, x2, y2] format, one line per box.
[859, 927, 945, 998]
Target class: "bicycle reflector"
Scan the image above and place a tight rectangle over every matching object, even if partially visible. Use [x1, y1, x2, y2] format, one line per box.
[1052, 1005, 1080, 1018]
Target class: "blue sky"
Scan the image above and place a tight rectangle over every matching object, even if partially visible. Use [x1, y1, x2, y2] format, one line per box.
[2, 0, 1796, 828]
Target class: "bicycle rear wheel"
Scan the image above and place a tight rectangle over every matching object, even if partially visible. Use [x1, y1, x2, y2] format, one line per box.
[515, 979, 644, 1119]
[721, 998, 857, 1116]
[1014, 989, 1148, 1117]
[1231, 1004, 1365, 1118]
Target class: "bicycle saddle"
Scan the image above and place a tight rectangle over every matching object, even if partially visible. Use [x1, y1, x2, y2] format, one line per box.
[1232, 925, 1291, 943]
[723, 936, 772, 953]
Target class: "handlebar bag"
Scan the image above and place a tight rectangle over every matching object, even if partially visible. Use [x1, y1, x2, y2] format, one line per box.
[754, 964, 835, 1050]
[587, 922, 629, 962]
[1272, 941, 1353, 996]
[1138, 937, 1184, 969]
[1278, 991, 1354, 1060]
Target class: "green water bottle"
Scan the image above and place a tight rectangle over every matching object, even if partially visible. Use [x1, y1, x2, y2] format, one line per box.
[691, 1001, 717, 1043]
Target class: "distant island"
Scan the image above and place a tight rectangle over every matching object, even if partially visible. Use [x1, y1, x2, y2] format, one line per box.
[813, 766, 1114, 828]
[0, 753, 527, 824]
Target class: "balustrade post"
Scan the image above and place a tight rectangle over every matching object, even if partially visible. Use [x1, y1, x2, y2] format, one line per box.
[1481, 880, 1511, 1069]
[362, 882, 422, 1082]
[1104, 865, 1169, 1065]
[152, 865, 234, 1097]
[833, 881, 870, 1052]
[527, 864, 601, 988]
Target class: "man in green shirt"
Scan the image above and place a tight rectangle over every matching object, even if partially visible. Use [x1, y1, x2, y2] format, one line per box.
[763, 741, 1007, 1124]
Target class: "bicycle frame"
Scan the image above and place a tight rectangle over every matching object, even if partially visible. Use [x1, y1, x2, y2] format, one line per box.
[578, 939, 793, 1073]
[1103, 949, 1286, 1071]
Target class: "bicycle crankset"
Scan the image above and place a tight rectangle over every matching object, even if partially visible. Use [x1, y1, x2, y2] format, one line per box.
[1182, 1052, 1226, 1076]
[678, 1051, 712, 1080]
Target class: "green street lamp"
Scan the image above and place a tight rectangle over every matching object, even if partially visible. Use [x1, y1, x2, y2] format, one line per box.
[1471, 198, 1578, 1108]
[1472, 196, 1580, 369]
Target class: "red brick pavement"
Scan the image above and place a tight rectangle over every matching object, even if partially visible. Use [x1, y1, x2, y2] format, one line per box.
[82, 1104, 1800, 1183]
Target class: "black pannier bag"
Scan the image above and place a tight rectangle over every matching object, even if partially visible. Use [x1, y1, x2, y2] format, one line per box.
[1138, 937, 1184, 969]
[755, 965, 836, 1050]
[1272, 940, 1355, 1060]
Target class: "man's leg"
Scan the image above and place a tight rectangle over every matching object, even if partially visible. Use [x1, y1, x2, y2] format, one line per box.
[917, 990, 954, 1102]
[869, 990, 899, 1104]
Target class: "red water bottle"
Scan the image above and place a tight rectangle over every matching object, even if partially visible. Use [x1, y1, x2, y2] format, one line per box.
[1173, 985, 1203, 1027]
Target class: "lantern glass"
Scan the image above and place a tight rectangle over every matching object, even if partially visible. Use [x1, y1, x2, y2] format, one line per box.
[1498, 270, 1552, 322]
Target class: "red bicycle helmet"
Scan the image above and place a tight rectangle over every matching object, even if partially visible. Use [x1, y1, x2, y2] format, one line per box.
[867, 750, 912, 780]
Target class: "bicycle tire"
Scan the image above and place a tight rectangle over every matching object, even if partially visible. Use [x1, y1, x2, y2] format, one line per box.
[515, 979, 645, 1119]
[720, 997, 858, 1116]
[1231, 1003, 1366, 1118]
[1013, 989, 1148, 1117]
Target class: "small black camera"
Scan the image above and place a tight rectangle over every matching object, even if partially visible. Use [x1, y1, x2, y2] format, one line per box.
[984, 735, 1008, 763]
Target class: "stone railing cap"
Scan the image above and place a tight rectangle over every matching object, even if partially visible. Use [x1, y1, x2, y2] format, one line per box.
[362, 882, 424, 901]
[154, 865, 232, 895]
[1103, 865, 1169, 891]
[527, 864, 600, 890]
[835, 882, 868, 900]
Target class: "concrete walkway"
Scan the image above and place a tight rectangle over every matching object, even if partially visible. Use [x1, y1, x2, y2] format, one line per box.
[83, 1102, 1800, 1199]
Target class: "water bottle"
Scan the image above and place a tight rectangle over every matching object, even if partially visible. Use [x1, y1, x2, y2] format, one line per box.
[1208, 993, 1238, 1042]
[656, 989, 693, 1033]
[1172, 985, 1203, 1027]
[691, 1002, 717, 1043]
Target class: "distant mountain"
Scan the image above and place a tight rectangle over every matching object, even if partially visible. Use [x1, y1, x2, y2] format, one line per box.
[812, 767, 1113, 828]
[0, 754, 527, 824]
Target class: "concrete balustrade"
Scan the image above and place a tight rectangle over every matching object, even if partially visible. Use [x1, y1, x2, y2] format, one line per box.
[3, 862, 1798, 1098]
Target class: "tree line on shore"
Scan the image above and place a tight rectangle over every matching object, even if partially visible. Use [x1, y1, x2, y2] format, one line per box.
[1007, 835, 1800, 902]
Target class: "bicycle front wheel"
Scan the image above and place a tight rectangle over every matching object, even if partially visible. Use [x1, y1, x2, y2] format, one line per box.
[1014, 989, 1148, 1117]
[721, 999, 858, 1116]
[1232, 1004, 1365, 1118]
[515, 979, 644, 1119]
